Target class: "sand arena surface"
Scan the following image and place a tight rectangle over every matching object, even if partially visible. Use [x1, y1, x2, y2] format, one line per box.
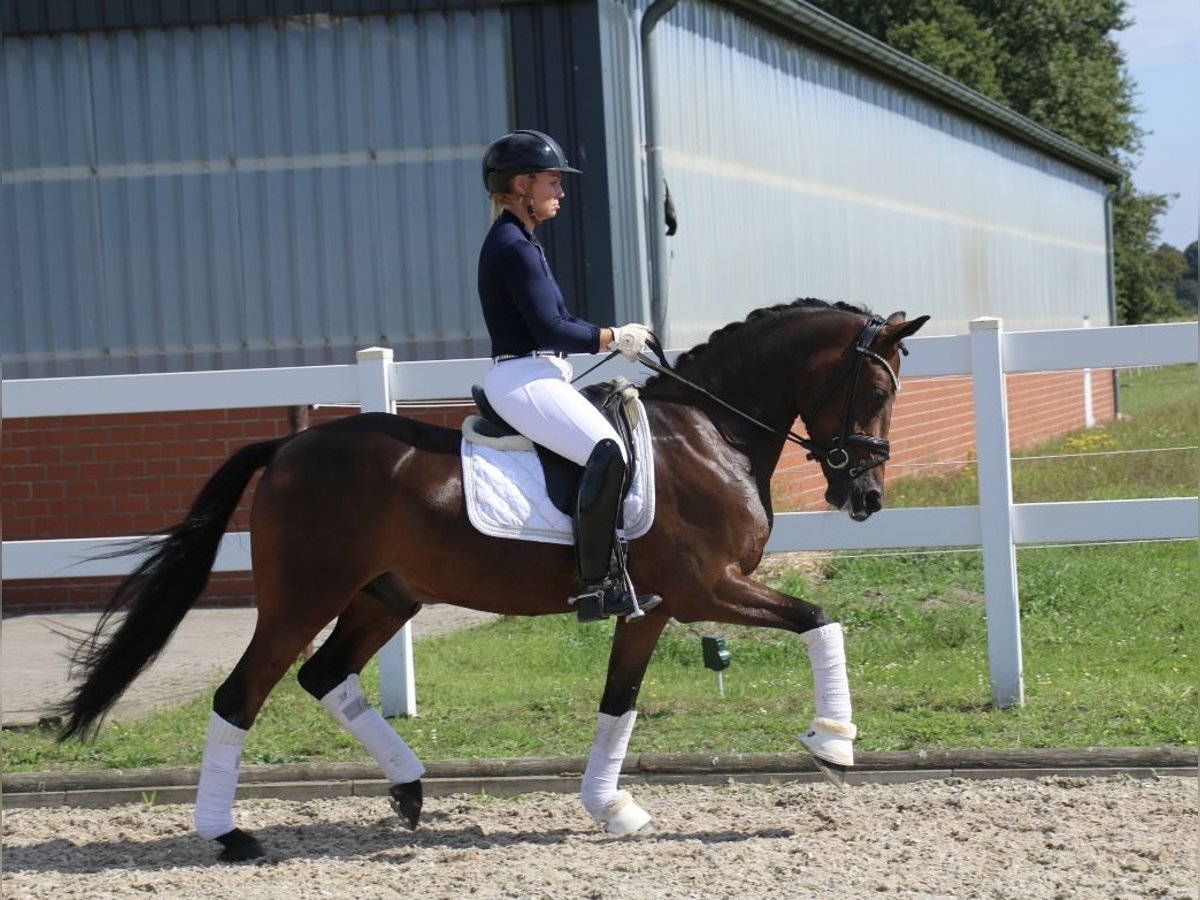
[3, 775, 1195, 899]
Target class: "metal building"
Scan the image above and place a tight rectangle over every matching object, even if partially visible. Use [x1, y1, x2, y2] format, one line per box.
[1, 0, 1123, 379]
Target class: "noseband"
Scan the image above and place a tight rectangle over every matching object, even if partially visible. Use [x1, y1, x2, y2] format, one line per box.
[631, 316, 899, 481]
[808, 315, 899, 479]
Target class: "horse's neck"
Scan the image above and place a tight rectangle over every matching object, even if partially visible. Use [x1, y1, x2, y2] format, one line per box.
[646, 398, 782, 522]
[677, 340, 810, 436]
[647, 313, 850, 484]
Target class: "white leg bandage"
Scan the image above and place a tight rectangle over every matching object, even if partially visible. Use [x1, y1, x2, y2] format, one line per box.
[799, 623, 857, 767]
[802, 623, 853, 722]
[320, 675, 425, 784]
[580, 710, 651, 835]
[194, 711, 248, 840]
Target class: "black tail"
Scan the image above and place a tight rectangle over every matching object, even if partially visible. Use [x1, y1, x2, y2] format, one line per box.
[57, 437, 289, 740]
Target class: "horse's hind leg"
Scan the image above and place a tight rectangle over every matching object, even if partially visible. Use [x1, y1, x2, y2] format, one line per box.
[196, 618, 320, 862]
[579, 610, 668, 835]
[297, 574, 426, 829]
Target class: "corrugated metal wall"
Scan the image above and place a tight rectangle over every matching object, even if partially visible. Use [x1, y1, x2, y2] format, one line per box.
[508, 0, 621, 329]
[2, 0, 1119, 379]
[651, 1, 1112, 347]
[597, 0, 652, 325]
[1, 13, 510, 378]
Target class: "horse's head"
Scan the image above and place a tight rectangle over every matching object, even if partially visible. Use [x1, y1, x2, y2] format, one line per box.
[803, 310, 929, 521]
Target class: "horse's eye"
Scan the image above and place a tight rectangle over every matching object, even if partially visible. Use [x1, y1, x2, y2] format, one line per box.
[871, 388, 888, 408]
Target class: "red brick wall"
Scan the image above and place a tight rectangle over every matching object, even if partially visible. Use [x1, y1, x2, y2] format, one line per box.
[2, 404, 471, 614]
[2, 372, 1115, 614]
[772, 369, 1116, 510]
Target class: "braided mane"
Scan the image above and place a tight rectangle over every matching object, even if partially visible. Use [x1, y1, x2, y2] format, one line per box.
[660, 297, 871, 378]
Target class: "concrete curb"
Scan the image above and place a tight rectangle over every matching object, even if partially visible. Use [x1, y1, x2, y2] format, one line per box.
[4, 747, 1194, 810]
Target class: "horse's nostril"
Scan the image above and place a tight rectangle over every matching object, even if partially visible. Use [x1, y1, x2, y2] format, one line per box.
[865, 490, 882, 513]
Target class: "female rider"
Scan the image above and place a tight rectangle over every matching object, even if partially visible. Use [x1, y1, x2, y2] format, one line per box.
[477, 129, 658, 621]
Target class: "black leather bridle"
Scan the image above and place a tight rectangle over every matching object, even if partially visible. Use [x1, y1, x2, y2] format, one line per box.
[630, 315, 900, 480]
[807, 315, 900, 479]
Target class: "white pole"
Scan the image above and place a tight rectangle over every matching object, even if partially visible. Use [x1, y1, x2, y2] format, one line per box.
[356, 347, 417, 718]
[969, 318, 1024, 708]
[1082, 317, 1095, 428]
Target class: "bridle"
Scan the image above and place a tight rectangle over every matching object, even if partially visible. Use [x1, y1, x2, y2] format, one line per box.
[809, 315, 900, 479]
[625, 315, 900, 481]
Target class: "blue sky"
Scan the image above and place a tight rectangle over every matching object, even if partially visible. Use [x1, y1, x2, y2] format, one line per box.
[1117, 0, 1199, 250]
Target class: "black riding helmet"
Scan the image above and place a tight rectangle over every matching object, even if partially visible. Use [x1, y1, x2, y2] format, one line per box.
[482, 130, 582, 193]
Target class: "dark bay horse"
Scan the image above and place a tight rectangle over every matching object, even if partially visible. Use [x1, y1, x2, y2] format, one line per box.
[59, 299, 928, 860]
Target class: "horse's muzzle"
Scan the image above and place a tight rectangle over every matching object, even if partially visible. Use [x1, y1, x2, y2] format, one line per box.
[826, 475, 883, 521]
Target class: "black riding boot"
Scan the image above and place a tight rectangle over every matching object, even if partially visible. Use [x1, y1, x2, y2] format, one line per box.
[571, 440, 661, 622]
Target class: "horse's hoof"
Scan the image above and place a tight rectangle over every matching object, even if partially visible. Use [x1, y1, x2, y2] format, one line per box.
[806, 752, 849, 789]
[215, 827, 264, 862]
[389, 779, 423, 830]
[799, 718, 856, 789]
[595, 790, 652, 836]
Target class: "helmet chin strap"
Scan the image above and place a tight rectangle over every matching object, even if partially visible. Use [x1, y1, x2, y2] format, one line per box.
[508, 190, 539, 229]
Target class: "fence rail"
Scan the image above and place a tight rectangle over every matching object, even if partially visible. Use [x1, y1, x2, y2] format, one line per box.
[4, 320, 1197, 712]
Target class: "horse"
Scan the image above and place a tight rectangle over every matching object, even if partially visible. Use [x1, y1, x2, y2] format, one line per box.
[58, 298, 928, 861]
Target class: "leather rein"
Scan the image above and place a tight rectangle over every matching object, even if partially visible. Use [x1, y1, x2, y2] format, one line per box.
[592, 316, 900, 481]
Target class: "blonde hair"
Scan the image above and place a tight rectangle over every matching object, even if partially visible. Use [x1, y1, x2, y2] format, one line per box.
[489, 193, 510, 220]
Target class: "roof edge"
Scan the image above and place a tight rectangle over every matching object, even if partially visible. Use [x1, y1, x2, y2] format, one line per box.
[725, 0, 1125, 185]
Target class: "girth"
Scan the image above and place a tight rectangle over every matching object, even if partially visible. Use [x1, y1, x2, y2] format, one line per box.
[469, 381, 640, 516]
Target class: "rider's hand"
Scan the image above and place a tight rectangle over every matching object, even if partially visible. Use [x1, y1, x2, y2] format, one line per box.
[608, 323, 653, 360]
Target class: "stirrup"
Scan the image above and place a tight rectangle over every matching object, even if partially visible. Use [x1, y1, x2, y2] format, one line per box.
[569, 573, 661, 623]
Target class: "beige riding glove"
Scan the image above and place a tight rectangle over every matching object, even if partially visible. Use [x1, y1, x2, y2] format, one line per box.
[608, 324, 653, 360]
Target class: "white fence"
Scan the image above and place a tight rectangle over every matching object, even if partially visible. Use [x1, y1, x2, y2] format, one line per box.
[4, 319, 1197, 712]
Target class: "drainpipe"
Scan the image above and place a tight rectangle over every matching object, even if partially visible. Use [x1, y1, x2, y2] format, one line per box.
[641, 0, 682, 337]
[1104, 175, 1124, 415]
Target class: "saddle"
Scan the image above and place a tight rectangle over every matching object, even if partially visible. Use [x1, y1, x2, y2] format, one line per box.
[464, 379, 641, 516]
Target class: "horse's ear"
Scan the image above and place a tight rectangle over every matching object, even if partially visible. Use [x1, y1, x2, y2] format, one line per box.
[882, 313, 930, 345]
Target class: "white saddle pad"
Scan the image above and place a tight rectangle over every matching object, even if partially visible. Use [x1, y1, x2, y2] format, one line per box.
[461, 400, 656, 545]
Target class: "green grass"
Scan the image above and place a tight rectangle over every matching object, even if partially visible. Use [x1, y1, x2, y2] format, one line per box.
[3, 367, 1196, 772]
[887, 365, 1198, 507]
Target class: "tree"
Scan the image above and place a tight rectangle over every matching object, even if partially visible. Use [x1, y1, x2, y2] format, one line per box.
[1170, 241, 1199, 314]
[1111, 192, 1180, 322]
[810, 0, 1173, 322]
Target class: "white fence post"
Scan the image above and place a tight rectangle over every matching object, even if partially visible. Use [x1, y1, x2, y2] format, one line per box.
[970, 318, 1024, 708]
[1082, 317, 1095, 428]
[356, 347, 417, 718]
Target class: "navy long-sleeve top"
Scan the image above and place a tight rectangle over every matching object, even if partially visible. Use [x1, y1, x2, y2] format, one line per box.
[477, 209, 601, 357]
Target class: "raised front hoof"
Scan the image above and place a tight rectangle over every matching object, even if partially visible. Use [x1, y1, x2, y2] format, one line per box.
[799, 719, 856, 790]
[389, 780, 423, 830]
[805, 752, 850, 789]
[215, 828, 264, 862]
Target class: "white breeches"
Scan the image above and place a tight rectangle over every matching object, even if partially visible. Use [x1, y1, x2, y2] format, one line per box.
[482, 356, 625, 466]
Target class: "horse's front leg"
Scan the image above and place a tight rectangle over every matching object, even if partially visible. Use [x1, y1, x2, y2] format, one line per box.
[580, 609, 668, 835]
[707, 568, 857, 781]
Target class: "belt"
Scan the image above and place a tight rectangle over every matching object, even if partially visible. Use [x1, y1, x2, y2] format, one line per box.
[493, 350, 569, 363]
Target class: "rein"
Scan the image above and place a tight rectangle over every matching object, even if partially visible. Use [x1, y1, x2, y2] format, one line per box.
[615, 317, 900, 480]
[630, 350, 823, 456]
